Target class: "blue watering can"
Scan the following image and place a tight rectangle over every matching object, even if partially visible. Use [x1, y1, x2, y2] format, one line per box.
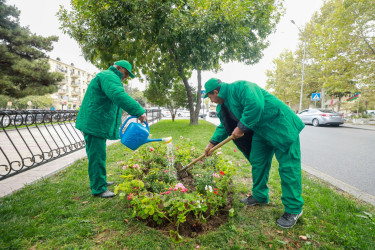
[119, 116, 172, 150]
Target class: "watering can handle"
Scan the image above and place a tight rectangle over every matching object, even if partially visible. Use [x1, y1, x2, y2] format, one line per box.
[119, 116, 149, 138]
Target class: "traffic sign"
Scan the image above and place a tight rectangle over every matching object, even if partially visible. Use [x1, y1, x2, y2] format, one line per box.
[201, 90, 206, 98]
[311, 93, 321, 101]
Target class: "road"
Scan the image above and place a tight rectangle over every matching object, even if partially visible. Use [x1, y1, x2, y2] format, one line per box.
[300, 125, 375, 196]
[206, 116, 375, 198]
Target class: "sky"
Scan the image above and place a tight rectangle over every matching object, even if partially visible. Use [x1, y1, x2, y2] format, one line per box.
[7, 0, 324, 89]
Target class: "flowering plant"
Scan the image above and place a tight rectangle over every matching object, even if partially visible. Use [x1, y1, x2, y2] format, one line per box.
[114, 137, 236, 242]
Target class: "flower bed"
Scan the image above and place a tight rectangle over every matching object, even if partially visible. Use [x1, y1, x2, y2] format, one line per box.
[114, 137, 236, 242]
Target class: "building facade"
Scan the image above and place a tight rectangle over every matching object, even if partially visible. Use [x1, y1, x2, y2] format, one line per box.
[48, 58, 95, 110]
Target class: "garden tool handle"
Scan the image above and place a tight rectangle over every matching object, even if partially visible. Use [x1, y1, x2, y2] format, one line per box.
[181, 135, 234, 171]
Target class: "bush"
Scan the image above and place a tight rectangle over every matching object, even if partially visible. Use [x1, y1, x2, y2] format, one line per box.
[114, 137, 236, 242]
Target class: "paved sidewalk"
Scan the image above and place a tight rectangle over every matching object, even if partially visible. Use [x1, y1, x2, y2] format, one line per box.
[341, 123, 375, 131]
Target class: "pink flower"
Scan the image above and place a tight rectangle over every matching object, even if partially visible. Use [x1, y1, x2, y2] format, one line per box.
[212, 173, 220, 178]
[165, 191, 171, 195]
[199, 161, 204, 164]
[234, 148, 237, 152]
[216, 151, 222, 155]
[127, 193, 134, 200]
[196, 245, 199, 249]
[133, 164, 140, 170]
[122, 165, 128, 170]
[176, 146, 179, 150]
[150, 147, 154, 152]
[164, 170, 168, 173]
[191, 147, 195, 151]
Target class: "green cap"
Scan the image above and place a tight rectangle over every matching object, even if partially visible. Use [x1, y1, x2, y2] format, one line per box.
[204, 78, 221, 98]
[114, 60, 135, 78]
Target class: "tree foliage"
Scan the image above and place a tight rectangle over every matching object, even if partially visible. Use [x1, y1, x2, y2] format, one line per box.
[0, 0, 64, 98]
[58, 0, 283, 124]
[266, 0, 375, 112]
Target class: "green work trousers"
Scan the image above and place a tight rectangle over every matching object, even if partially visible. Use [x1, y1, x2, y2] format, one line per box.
[84, 133, 107, 195]
[249, 134, 304, 214]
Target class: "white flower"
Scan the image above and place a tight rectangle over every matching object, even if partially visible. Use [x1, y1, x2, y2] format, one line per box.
[208, 185, 213, 193]
[180, 136, 183, 139]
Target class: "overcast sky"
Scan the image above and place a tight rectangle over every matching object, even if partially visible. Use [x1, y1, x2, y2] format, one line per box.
[8, 0, 324, 89]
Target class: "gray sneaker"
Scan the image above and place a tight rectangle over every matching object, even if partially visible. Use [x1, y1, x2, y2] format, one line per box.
[276, 210, 303, 228]
[240, 195, 268, 206]
[107, 181, 115, 186]
[94, 190, 115, 198]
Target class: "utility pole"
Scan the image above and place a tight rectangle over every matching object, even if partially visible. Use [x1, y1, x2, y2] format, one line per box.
[291, 20, 306, 113]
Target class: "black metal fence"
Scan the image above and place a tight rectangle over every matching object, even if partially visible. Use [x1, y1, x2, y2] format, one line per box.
[0, 109, 161, 181]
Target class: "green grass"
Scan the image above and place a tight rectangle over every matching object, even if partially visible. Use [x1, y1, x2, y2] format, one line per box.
[1, 120, 374, 249]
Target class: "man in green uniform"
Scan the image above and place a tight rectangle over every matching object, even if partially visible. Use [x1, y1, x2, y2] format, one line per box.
[204, 78, 305, 228]
[76, 60, 146, 198]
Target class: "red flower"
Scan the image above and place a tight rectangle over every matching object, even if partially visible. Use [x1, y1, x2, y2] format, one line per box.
[219, 171, 225, 176]
[165, 191, 171, 195]
[127, 193, 134, 200]
[234, 148, 237, 152]
[214, 191, 218, 195]
[150, 147, 154, 152]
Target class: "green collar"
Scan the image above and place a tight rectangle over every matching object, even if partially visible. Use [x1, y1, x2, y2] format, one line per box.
[218, 82, 228, 101]
[109, 66, 123, 79]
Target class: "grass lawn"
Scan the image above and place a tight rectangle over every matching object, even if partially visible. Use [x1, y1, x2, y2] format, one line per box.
[1, 120, 374, 249]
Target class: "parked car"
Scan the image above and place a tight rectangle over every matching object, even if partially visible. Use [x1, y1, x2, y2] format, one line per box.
[161, 109, 171, 117]
[176, 109, 190, 117]
[209, 110, 218, 117]
[198, 112, 207, 118]
[297, 108, 344, 127]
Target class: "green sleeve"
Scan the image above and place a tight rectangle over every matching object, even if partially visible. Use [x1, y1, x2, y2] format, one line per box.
[238, 83, 264, 130]
[100, 75, 145, 117]
[210, 123, 228, 144]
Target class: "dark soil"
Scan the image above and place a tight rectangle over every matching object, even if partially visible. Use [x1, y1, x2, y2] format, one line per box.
[144, 174, 234, 238]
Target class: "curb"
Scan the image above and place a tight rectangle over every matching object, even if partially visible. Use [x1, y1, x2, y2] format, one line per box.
[302, 163, 375, 206]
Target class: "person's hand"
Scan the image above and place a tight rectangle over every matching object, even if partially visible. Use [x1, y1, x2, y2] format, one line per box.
[204, 142, 215, 156]
[231, 126, 244, 140]
[138, 114, 147, 123]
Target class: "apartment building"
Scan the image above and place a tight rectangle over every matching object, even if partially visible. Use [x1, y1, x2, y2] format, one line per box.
[48, 58, 95, 110]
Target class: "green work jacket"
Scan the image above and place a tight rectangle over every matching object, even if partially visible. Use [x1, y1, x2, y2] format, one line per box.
[211, 81, 305, 152]
[76, 66, 145, 140]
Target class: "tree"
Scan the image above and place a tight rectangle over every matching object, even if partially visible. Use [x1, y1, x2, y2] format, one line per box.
[144, 75, 189, 122]
[0, 0, 64, 98]
[58, 0, 283, 124]
[265, 50, 300, 109]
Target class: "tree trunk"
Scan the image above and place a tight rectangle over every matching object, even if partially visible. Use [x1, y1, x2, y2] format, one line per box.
[338, 96, 342, 112]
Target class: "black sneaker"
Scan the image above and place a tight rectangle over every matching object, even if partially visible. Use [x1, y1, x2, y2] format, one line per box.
[276, 211, 303, 228]
[240, 195, 268, 206]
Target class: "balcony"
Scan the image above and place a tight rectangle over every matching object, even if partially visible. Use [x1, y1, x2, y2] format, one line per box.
[71, 90, 80, 96]
[58, 89, 67, 94]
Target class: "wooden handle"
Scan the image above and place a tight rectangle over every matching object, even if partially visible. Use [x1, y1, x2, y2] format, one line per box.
[180, 135, 234, 171]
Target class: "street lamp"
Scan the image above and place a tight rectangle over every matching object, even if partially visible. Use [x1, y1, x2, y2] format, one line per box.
[291, 20, 306, 113]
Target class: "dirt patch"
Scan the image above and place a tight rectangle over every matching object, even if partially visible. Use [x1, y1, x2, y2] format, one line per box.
[94, 229, 119, 243]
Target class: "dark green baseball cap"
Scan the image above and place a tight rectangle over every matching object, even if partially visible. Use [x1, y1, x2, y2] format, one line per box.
[114, 60, 135, 78]
[204, 78, 221, 98]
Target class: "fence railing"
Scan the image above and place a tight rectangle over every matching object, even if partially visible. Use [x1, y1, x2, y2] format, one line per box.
[0, 109, 161, 181]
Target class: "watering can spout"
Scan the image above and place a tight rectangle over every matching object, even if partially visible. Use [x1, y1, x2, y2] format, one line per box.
[119, 116, 172, 150]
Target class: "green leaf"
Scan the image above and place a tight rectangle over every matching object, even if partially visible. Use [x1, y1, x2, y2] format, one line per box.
[169, 230, 184, 243]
